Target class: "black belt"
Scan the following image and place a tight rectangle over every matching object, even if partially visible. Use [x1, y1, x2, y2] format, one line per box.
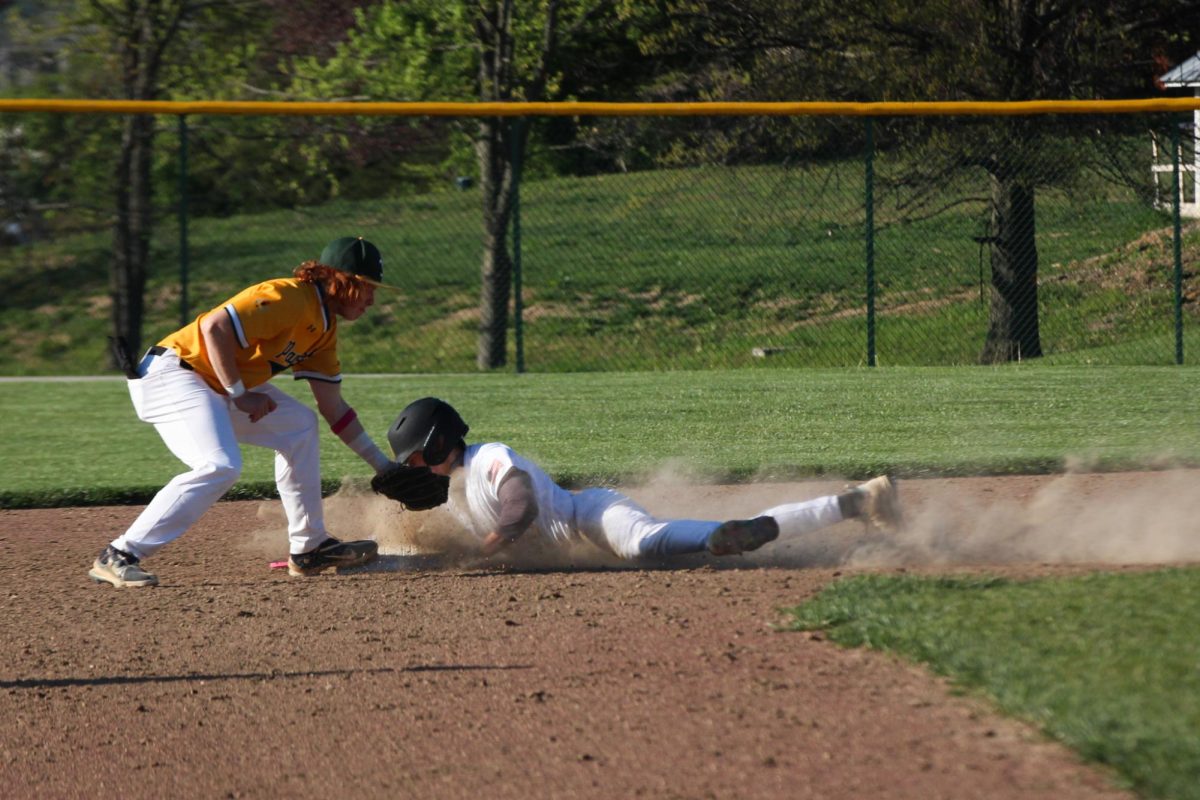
[144, 345, 194, 371]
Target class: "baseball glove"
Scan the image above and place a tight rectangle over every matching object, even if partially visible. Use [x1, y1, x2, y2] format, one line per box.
[370, 462, 450, 510]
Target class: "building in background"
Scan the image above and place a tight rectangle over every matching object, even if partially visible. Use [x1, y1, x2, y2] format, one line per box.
[1153, 52, 1200, 218]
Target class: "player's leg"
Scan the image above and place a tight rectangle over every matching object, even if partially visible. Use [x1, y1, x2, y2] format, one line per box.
[756, 494, 844, 536]
[96, 361, 242, 586]
[747, 475, 902, 539]
[703, 494, 843, 557]
[573, 488, 718, 559]
[230, 384, 327, 555]
[231, 384, 376, 573]
[114, 362, 243, 556]
[572, 477, 903, 561]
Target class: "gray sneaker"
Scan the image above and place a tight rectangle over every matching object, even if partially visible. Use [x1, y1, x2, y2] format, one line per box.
[89, 545, 158, 587]
[706, 516, 780, 556]
[857, 475, 903, 533]
[288, 537, 379, 576]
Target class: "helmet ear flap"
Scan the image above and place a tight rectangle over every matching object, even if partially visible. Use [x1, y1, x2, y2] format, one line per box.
[422, 429, 453, 466]
[387, 397, 469, 464]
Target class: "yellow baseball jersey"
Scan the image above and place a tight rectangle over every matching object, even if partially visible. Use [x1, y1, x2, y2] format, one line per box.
[160, 278, 341, 392]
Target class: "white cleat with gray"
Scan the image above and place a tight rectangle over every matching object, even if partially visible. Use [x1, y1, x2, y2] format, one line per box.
[855, 475, 904, 533]
[88, 545, 159, 588]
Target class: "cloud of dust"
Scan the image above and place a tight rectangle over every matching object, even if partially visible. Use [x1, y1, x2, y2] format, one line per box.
[241, 477, 478, 565]
[847, 469, 1200, 568]
[618, 466, 1200, 570]
[628, 467, 859, 569]
[242, 475, 632, 572]
[240, 466, 1200, 572]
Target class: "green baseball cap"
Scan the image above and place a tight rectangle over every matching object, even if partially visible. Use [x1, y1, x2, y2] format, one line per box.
[319, 236, 385, 285]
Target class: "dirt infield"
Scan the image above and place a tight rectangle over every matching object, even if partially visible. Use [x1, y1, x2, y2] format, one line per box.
[5, 470, 1195, 799]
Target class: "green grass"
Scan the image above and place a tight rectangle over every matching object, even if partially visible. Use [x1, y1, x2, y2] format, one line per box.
[2, 365, 1198, 507]
[784, 569, 1200, 800]
[1, 162, 1195, 375]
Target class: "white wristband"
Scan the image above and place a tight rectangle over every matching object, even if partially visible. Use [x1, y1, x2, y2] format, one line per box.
[224, 379, 246, 399]
[347, 431, 392, 472]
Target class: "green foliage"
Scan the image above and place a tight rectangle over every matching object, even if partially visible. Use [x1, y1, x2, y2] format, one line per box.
[0, 3, 121, 227]
[281, 0, 478, 186]
[785, 569, 1200, 799]
[283, 0, 651, 181]
[289, 1, 473, 102]
[0, 2, 294, 216]
[612, 0, 1200, 179]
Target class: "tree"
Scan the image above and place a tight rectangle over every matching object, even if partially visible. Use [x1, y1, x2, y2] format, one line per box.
[610, 0, 865, 165]
[291, 0, 621, 369]
[2, 1, 319, 360]
[76, 0, 272, 358]
[170, 0, 438, 214]
[861, 0, 1200, 363]
[0, 3, 129, 239]
[85, 0, 194, 360]
[0, 1, 328, 229]
[629, 0, 1200, 363]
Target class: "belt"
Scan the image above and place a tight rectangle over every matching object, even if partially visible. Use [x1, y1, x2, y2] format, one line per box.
[142, 345, 194, 372]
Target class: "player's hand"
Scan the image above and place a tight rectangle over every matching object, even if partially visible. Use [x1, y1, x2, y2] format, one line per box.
[234, 391, 277, 423]
[479, 531, 510, 558]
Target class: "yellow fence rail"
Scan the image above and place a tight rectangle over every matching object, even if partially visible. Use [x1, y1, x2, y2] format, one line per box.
[1, 98, 1200, 117]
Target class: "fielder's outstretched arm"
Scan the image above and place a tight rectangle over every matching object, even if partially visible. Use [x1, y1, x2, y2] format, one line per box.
[308, 379, 392, 472]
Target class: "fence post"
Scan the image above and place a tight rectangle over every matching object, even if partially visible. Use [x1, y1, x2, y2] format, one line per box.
[178, 115, 190, 328]
[1172, 117, 1184, 366]
[865, 118, 877, 367]
[511, 117, 525, 374]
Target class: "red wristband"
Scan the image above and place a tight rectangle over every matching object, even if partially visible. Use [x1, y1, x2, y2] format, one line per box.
[331, 408, 358, 435]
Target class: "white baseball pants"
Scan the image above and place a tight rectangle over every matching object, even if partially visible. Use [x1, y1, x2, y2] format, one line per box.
[571, 488, 844, 559]
[110, 351, 329, 559]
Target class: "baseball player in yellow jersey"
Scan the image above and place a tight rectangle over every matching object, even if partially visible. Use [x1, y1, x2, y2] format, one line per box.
[90, 237, 398, 587]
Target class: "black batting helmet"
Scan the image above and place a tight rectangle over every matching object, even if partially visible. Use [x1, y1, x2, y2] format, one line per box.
[387, 397, 470, 465]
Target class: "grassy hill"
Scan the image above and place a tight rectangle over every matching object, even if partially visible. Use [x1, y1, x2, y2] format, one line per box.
[1, 162, 1195, 375]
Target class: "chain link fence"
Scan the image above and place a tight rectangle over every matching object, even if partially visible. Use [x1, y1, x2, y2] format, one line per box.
[0, 106, 1196, 374]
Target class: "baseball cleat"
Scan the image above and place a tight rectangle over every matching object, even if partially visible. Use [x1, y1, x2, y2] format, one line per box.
[857, 475, 903, 533]
[706, 516, 780, 556]
[89, 545, 159, 588]
[288, 537, 379, 576]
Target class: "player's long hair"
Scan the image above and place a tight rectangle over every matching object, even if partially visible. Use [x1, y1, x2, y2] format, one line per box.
[293, 261, 369, 307]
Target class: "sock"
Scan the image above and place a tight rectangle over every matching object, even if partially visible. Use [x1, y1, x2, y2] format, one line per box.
[837, 489, 864, 519]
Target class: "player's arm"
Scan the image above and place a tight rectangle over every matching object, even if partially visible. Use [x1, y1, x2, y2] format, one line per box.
[199, 312, 277, 423]
[479, 469, 539, 557]
[307, 379, 392, 472]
